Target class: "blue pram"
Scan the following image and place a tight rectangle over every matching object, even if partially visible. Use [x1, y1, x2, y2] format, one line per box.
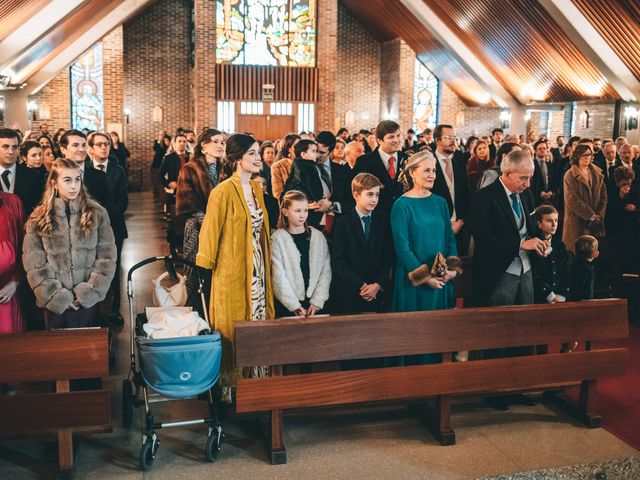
[122, 256, 223, 471]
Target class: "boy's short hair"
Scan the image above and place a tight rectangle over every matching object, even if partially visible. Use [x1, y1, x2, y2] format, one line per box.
[575, 235, 598, 259]
[352, 172, 383, 195]
[534, 204, 558, 223]
[293, 139, 317, 158]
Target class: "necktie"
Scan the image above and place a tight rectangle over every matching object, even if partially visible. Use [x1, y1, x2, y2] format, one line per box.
[539, 160, 548, 189]
[317, 163, 332, 191]
[362, 215, 371, 240]
[388, 156, 396, 179]
[510, 193, 521, 218]
[1, 170, 10, 190]
[97, 164, 105, 171]
[444, 157, 454, 183]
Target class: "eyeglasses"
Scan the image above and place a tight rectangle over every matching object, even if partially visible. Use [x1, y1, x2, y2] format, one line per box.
[93, 142, 109, 148]
[579, 154, 594, 159]
[438, 135, 456, 141]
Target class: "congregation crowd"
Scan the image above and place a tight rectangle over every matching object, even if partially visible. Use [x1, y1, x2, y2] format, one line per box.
[1, 119, 639, 406]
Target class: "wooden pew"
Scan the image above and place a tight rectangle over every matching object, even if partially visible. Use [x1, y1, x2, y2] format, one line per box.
[0, 328, 111, 475]
[234, 299, 628, 464]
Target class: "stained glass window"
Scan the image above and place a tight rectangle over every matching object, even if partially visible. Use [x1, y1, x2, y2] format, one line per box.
[70, 43, 104, 131]
[413, 58, 439, 132]
[216, 0, 317, 67]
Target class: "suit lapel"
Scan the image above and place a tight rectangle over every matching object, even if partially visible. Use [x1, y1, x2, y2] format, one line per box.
[493, 181, 518, 232]
[350, 210, 369, 250]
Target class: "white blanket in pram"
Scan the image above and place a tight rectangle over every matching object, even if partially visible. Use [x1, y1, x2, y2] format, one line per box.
[143, 308, 211, 339]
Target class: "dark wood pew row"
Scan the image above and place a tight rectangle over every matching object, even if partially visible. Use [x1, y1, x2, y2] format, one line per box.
[234, 299, 629, 464]
[0, 328, 111, 476]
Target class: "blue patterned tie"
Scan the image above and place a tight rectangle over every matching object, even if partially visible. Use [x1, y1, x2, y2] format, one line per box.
[510, 193, 521, 218]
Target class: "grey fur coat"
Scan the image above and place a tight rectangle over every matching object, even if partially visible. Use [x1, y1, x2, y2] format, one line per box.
[23, 197, 117, 315]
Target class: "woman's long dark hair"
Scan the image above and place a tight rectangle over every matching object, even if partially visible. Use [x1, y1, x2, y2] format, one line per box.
[276, 133, 301, 161]
[222, 134, 257, 179]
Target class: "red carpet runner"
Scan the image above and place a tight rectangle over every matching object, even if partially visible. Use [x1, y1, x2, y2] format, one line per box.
[595, 323, 640, 450]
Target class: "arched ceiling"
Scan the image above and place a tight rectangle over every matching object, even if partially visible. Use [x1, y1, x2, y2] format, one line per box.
[0, 0, 154, 94]
[342, 0, 640, 106]
[1, 0, 639, 105]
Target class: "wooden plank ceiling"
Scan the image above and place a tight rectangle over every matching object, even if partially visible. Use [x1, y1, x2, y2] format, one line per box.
[7, 0, 125, 84]
[0, 0, 52, 43]
[343, 0, 623, 105]
[571, 0, 640, 84]
[341, 0, 495, 106]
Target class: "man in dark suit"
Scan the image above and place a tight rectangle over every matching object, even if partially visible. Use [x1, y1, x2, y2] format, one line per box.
[431, 124, 470, 251]
[470, 148, 548, 410]
[594, 141, 618, 186]
[89, 132, 128, 324]
[550, 135, 565, 164]
[315, 131, 354, 213]
[158, 133, 189, 194]
[488, 128, 504, 162]
[0, 128, 43, 216]
[471, 149, 547, 307]
[353, 120, 406, 214]
[59, 129, 111, 209]
[531, 140, 556, 206]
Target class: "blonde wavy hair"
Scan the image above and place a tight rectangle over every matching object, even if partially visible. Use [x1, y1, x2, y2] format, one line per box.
[28, 158, 98, 237]
[398, 150, 436, 192]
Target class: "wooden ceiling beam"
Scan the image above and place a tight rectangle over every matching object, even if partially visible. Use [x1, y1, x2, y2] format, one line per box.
[399, 0, 517, 108]
[0, 0, 85, 70]
[26, 0, 155, 95]
[539, 0, 640, 102]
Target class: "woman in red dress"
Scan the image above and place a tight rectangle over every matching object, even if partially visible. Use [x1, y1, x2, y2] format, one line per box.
[0, 192, 24, 334]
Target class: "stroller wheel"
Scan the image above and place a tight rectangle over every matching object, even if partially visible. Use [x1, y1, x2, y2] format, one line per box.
[205, 425, 223, 462]
[139, 436, 158, 471]
[122, 379, 133, 428]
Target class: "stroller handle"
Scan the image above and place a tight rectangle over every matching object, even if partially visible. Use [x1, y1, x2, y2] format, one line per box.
[126, 255, 198, 282]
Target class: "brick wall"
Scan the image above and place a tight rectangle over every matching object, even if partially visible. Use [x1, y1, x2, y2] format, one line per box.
[379, 39, 413, 130]
[102, 27, 124, 130]
[439, 82, 501, 139]
[123, 0, 193, 171]
[29, 69, 71, 133]
[335, 3, 380, 133]
[192, 0, 216, 132]
[316, 0, 338, 132]
[572, 101, 616, 140]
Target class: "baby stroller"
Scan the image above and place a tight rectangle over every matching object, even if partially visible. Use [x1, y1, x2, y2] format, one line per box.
[121, 255, 223, 471]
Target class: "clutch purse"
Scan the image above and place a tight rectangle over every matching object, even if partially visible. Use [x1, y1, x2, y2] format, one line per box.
[408, 253, 463, 287]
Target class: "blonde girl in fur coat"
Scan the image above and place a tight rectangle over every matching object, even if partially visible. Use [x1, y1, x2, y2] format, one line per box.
[271, 190, 331, 318]
[23, 158, 116, 329]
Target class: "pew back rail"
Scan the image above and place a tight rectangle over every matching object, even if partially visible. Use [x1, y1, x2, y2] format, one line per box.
[0, 329, 111, 474]
[234, 300, 629, 464]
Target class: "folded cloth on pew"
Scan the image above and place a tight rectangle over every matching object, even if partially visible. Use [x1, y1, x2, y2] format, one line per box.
[143, 309, 210, 339]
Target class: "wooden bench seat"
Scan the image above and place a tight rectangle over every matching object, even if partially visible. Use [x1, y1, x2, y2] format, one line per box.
[234, 299, 628, 464]
[0, 328, 111, 475]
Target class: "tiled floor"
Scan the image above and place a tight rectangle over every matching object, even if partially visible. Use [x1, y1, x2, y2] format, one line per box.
[1, 191, 637, 480]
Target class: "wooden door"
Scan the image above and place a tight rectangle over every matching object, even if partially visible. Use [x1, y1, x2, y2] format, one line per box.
[236, 114, 296, 142]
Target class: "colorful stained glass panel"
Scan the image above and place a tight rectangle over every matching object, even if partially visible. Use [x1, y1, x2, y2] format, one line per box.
[413, 58, 439, 132]
[70, 43, 104, 132]
[216, 0, 316, 67]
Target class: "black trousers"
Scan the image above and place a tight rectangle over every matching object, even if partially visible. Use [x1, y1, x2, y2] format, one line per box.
[110, 236, 124, 314]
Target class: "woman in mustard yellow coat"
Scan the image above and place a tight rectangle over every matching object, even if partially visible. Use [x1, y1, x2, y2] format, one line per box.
[196, 134, 275, 401]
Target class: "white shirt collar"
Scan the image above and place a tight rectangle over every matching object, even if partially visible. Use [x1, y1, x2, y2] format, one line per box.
[499, 177, 516, 197]
[378, 148, 398, 166]
[435, 149, 453, 162]
[0, 163, 17, 175]
[93, 159, 108, 172]
[355, 207, 371, 219]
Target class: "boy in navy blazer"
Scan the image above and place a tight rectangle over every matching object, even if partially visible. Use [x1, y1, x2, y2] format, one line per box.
[331, 173, 394, 314]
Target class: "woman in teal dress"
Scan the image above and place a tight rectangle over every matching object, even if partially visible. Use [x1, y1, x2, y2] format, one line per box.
[390, 151, 460, 364]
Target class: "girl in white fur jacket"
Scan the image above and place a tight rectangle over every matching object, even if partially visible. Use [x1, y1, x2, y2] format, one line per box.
[271, 190, 331, 317]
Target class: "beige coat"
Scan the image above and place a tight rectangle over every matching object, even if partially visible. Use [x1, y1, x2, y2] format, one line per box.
[270, 157, 293, 200]
[562, 164, 607, 252]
